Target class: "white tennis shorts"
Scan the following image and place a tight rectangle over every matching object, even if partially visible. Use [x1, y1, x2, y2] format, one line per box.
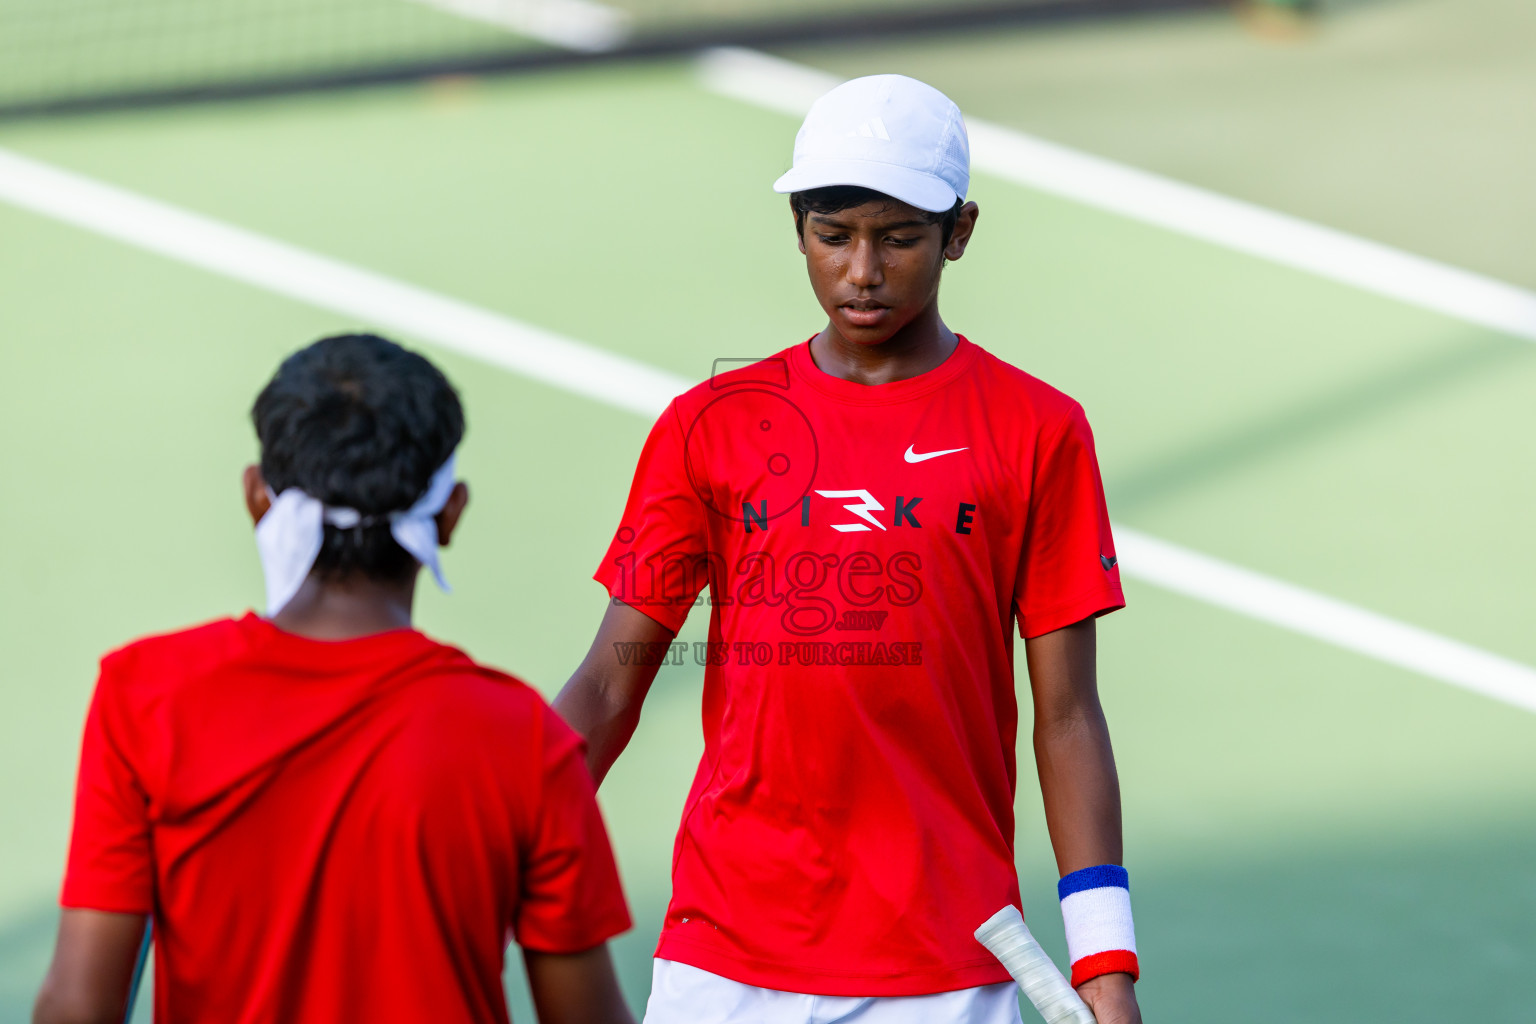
[642, 959, 1024, 1024]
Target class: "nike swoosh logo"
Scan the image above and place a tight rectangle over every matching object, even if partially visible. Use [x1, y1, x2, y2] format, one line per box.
[904, 445, 969, 463]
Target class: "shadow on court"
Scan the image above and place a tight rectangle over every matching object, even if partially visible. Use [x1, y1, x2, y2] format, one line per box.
[1135, 813, 1536, 1022]
[0, 814, 1532, 1021]
[1107, 333, 1525, 513]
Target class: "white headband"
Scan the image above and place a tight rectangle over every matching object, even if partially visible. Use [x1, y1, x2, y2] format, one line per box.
[255, 454, 458, 615]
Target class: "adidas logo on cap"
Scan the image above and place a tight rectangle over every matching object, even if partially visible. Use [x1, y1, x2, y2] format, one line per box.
[846, 117, 891, 141]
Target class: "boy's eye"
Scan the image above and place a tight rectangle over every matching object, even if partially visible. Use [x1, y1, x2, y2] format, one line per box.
[886, 236, 919, 247]
[817, 234, 849, 245]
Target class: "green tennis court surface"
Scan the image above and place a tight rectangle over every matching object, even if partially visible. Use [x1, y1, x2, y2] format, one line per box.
[1, 7, 1533, 1021]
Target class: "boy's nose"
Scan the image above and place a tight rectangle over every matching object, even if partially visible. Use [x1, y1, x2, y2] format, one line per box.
[847, 239, 884, 288]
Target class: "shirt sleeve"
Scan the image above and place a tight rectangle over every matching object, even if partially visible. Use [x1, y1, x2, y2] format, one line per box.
[511, 713, 632, 954]
[60, 660, 154, 913]
[592, 399, 712, 633]
[1014, 402, 1126, 639]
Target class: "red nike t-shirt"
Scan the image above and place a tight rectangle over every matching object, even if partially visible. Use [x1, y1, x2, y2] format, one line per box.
[594, 336, 1123, 996]
[62, 614, 630, 1024]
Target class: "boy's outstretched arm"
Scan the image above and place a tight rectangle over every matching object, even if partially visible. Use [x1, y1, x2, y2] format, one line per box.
[34, 909, 146, 1024]
[553, 602, 676, 786]
[524, 943, 635, 1024]
[1024, 616, 1143, 1024]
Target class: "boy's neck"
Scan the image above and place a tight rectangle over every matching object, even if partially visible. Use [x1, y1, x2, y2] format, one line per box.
[811, 304, 957, 386]
[269, 574, 416, 641]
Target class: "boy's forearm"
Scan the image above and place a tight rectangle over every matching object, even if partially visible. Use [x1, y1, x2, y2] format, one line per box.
[552, 672, 646, 787]
[553, 601, 675, 786]
[1033, 709, 1124, 874]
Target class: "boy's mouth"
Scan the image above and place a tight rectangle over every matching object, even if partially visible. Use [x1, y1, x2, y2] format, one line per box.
[840, 300, 891, 327]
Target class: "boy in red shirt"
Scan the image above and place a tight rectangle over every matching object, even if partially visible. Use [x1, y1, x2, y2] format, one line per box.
[555, 77, 1144, 1022]
[35, 334, 635, 1024]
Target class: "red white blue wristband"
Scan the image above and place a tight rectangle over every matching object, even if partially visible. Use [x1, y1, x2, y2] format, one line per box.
[1058, 864, 1139, 987]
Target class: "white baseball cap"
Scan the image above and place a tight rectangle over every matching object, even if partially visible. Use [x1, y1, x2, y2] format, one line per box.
[772, 74, 970, 214]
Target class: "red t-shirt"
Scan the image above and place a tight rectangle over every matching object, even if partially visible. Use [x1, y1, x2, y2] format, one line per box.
[62, 613, 630, 1024]
[594, 336, 1123, 996]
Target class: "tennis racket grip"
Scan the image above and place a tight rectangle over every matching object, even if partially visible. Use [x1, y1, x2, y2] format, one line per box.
[975, 906, 1097, 1024]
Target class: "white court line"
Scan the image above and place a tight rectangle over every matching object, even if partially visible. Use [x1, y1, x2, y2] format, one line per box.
[405, 0, 631, 52]
[1116, 529, 1536, 714]
[0, 148, 686, 417]
[698, 47, 1536, 345]
[1, 145, 1533, 714]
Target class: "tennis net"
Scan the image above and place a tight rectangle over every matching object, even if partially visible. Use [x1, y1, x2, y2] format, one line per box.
[0, 0, 1227, 119]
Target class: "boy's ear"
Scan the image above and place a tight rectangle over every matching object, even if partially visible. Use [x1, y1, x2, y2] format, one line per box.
[242, 464, 271, 525]
[943, 201, 980, 263]
[436, 482, 470, 546]
[791, 198, 808, 255]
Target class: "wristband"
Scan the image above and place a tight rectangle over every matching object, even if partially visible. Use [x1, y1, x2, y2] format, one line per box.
[1058, 864, 1139, 987]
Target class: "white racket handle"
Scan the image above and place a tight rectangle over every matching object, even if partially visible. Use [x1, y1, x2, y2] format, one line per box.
[975, 906, 1097, 1024]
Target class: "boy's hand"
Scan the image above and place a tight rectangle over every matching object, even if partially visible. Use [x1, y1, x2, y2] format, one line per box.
[1077, 972, 1142, 1024]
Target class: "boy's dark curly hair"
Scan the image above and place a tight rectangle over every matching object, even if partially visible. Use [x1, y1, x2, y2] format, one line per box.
[252, 333, 464, 583]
